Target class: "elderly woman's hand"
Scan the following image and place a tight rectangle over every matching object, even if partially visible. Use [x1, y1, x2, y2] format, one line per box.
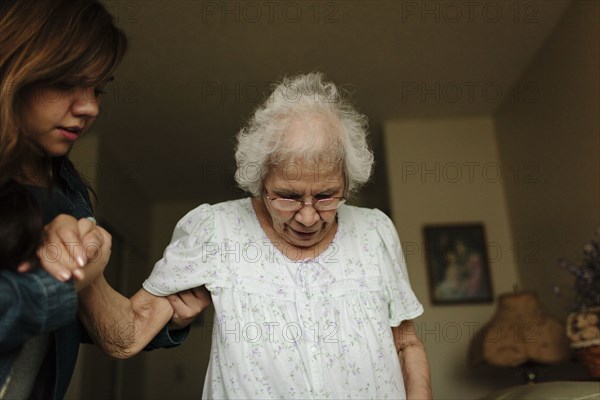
[167, 286, 212, 330]
[74, 224, 112, 292]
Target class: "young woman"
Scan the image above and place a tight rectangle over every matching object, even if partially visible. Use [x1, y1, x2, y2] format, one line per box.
[0, 1, 208, 398]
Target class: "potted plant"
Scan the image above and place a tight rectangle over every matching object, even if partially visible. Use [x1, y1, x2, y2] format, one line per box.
[559, 228, 600, 378]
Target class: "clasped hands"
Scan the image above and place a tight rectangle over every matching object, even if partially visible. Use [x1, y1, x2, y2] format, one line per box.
[32, 214, 210, 329]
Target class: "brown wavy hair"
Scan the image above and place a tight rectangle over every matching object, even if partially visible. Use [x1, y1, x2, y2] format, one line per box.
[0, 180, 43, 271]
[0, 0, 128, 185]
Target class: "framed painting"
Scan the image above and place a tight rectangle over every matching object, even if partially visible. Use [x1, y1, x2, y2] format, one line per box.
[423, 223, 493, 305]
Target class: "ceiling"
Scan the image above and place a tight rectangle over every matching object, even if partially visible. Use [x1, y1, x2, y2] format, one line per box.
[92, 0, 572, 202]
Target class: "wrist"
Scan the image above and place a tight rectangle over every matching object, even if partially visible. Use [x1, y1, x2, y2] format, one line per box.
[77, 273, 107, 295]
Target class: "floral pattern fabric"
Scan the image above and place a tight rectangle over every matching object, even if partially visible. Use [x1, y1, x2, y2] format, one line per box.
[143, 198, 423, 399]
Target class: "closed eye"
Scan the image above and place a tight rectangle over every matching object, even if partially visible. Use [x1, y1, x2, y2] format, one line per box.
[272, 190, 299, 199]
[315, 193, 336, 199]
[94, 87, 107, 97]
[58, 82, 77, 90]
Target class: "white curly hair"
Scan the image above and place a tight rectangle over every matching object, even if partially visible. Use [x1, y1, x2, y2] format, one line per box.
[234, 72, 374, 196]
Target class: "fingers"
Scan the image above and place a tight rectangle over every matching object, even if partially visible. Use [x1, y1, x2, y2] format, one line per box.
[17, 262, 32, 273]
[175, 286, 212, 309]
[38, 214, 111, 285]
[55, 215, 87, 267]
[192, 286, 212, 308]
[95, 226, 112, 248]
[167, 294, 184, 319]
[37, 247, 72, 282]
[167, 294, 194, 330]
[81, 228, 104, 261]
[39, 215, 84, 281]
[74, 225, 112, 292]
[197, 285, 210, 297]
[167, 286, 212, 330]
[72, 265, 85, 281]
[77, 217, 96, 238]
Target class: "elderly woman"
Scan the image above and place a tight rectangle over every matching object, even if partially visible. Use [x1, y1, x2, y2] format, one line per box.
[81, 73, 431, 399]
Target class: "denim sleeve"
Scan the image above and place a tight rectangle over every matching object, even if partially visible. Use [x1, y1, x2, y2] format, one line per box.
[144, 324, 191, 351]
[0, 268, 77, 352]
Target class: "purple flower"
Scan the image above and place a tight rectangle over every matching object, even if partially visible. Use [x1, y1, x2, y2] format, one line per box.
[558, 228, 600, 310]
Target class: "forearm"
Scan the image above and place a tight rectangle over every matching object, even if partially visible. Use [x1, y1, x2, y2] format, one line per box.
[392, 321, 432, 400]
[77, 275, 173, 359]
[399, 339, 432, 400]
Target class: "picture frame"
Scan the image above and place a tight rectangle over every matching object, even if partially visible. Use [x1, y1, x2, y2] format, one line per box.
[423, 223, 493, 305]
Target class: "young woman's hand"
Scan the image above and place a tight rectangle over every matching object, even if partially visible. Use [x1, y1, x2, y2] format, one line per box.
[38, 214, 109, 289]
[167, 286, 212, 330]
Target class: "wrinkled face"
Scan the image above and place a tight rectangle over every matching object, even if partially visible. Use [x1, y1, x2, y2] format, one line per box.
[262, 159, 345, 250]
[20, 81, 108, 157]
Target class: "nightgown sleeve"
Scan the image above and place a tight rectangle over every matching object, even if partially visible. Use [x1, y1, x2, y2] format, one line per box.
[374, 209, 424, 326]
[143, 204, 220, 296]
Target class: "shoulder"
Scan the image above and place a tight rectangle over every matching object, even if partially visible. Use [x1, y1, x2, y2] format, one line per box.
[211, 197, 253, 215]
[175, 198, 252, 234]
[339, 204, 395, 230]
[338, 205, 402, 252]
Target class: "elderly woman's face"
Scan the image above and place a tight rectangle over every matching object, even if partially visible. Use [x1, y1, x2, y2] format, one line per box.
[262, 160, 345, 250]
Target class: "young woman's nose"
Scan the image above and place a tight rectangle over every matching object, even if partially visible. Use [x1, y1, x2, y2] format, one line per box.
[70, 87, 100, 118]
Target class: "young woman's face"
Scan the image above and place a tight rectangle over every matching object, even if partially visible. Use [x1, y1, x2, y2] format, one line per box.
[20, 82, 107, 157]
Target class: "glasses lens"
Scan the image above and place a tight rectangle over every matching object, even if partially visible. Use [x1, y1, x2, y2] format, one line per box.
[314, 198, 344, 211]
[272, 199, 302, 211]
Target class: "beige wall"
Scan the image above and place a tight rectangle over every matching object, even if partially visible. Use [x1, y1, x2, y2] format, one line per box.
[66, 2, 597, 397]
[384, 115, 521, 399]
[383, 2, 598, 396]
[495, 0, 600, 320]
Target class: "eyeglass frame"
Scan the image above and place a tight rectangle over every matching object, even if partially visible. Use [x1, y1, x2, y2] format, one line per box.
[263, 190, 347, 212]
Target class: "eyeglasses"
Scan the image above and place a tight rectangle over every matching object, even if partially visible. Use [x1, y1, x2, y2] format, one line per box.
[264, 192, 346, 212]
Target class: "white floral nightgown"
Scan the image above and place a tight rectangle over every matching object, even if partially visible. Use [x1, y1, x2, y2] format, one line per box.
[143, 198, 423, 399]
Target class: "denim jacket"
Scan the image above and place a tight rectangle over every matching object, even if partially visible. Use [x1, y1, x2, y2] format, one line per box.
[0, 157, 188, 399]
